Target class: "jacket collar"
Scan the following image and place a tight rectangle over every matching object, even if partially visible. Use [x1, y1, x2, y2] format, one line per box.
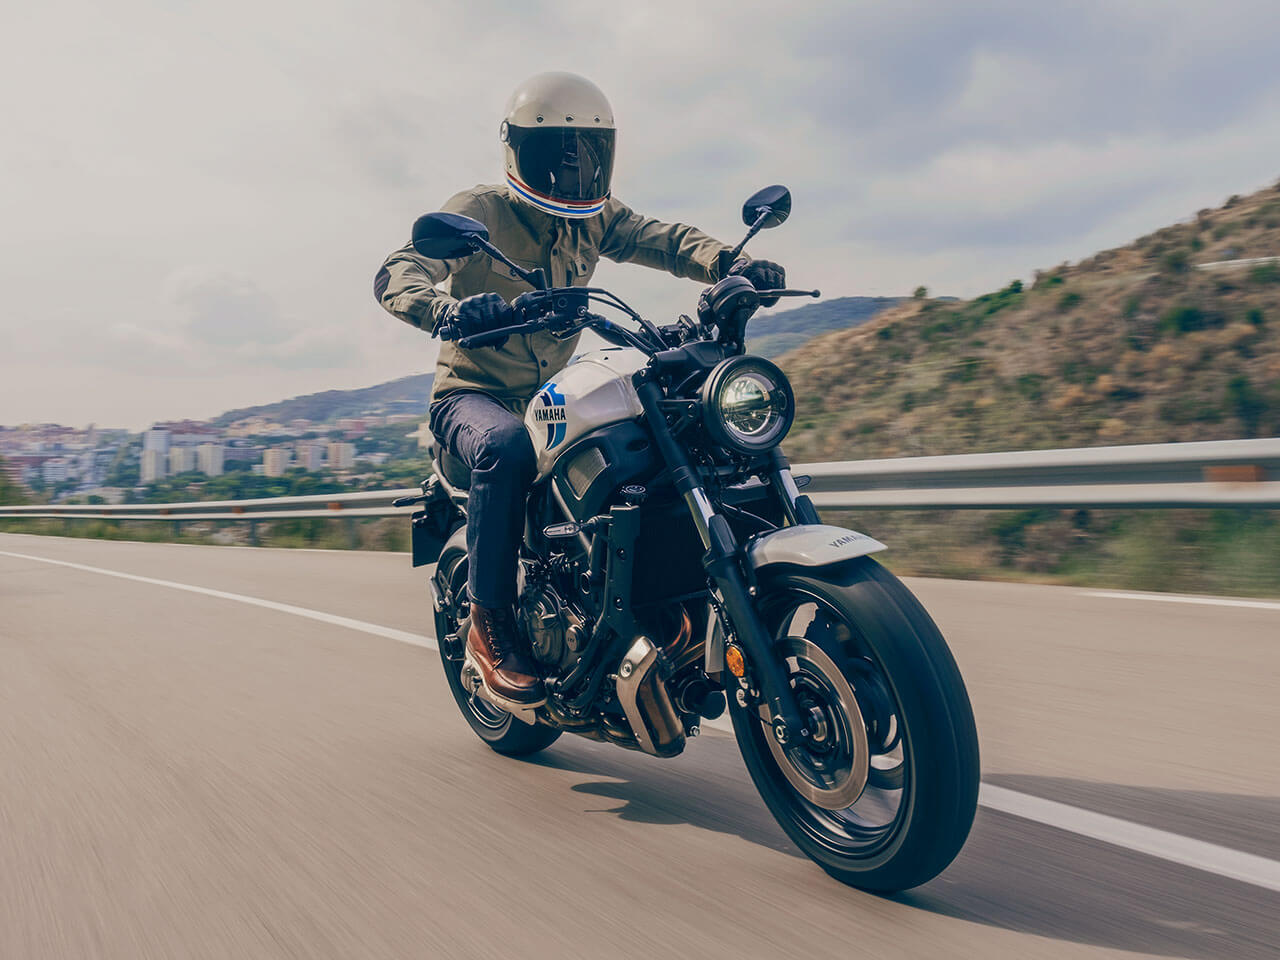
[500, 183, 559, 240]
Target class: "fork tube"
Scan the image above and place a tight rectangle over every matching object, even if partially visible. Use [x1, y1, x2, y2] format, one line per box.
[768, 448, 821, 525]
[634, 374, 805, 738]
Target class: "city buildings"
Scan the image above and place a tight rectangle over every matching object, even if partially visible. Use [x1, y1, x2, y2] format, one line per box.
[1, 393, 419, 501]
[297, 441, 326, 472]
[262, 448, 290, 477]
[327, 442, 355, 470]
[140, 448, 167, 483]
[196, 443, 224, 477]
[168, 446, 196, 474]
[41, 458, 72, 484]
[142, 428, 170, 455]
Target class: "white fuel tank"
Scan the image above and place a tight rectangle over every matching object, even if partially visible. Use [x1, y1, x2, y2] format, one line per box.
[525, 348, 648, 478]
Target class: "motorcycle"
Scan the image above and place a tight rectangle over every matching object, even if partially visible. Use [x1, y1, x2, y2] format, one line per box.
[395, 186, 979, 891]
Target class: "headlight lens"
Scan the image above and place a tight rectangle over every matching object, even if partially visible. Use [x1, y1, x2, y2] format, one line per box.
[701, 357, 794, 454]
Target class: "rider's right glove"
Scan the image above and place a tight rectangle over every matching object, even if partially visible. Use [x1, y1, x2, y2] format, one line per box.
[444, 292, 514, 341]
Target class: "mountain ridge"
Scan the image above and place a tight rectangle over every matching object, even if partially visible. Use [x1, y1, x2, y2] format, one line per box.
[778, 179, 1280, 464]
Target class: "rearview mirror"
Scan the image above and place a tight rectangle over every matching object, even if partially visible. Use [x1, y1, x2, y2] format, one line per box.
[411, 212, 489, 260]
[742, 185, 791, 229]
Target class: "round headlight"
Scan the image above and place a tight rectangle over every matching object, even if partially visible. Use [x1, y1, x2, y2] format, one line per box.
[701, 357, 795, 454]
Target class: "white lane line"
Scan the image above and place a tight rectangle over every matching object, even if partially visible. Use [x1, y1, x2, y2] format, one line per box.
[0, 531, 411, 556]
[6, 546, 1280, 893]
[1083, 589, 1280, 612]
[0, 549, 434, 649]
[978, 784, 1280, 893]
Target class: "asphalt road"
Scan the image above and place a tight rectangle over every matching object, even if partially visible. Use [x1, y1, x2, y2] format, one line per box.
[1, 531, 1277, 959]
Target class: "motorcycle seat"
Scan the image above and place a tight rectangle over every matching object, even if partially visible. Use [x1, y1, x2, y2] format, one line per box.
[430, 441, 472, 491]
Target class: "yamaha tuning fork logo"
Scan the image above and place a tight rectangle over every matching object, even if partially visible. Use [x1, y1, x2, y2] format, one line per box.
[533, 382, 568, 448]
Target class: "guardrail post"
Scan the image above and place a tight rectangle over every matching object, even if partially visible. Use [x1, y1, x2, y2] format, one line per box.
[247, 520, 260, 547]
[344, 516, 359, 549]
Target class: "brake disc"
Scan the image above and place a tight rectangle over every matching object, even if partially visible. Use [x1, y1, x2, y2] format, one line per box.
[762, 638, 871, 810]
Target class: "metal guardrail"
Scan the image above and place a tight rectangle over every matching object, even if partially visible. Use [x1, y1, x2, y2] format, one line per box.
[0, 439, 1276, 521]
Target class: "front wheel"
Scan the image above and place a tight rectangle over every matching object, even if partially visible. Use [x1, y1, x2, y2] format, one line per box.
[730, 557, 979, 891]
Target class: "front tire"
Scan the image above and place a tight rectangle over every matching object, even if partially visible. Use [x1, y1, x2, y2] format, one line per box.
[433, 539, 561, 757]
[730, 557, 979, 891]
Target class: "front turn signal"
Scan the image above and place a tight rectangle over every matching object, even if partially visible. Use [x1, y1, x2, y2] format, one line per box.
[725, 644, 746, 678]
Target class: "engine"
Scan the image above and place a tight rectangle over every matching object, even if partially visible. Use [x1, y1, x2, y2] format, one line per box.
[519, 578, 587, 671]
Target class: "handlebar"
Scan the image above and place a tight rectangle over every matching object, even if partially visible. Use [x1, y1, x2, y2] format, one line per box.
[439, 283, 819, 352]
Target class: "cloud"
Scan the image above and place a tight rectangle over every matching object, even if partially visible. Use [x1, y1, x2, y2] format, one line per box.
[2, 0, 1279, 428]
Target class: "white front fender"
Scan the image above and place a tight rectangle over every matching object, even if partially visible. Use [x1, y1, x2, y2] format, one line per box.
[745, 523, 886, 573]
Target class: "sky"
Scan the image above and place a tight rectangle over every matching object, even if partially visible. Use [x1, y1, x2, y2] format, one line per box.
[2, 0, 1278, 430]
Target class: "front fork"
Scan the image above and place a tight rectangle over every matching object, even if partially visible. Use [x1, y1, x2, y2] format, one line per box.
[636, 377, 809, 744]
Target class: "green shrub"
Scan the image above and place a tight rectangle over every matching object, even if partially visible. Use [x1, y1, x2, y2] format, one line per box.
[1160, 248, 1191, 273]
[1057, 290, 1083, 312]
[1249, 262, 1280, 284]
[1159, 305, 1208, 334]
[1226, 375, 1266, 436]
[946, 356, 984, 383]
[1016, 374, 1046, 402]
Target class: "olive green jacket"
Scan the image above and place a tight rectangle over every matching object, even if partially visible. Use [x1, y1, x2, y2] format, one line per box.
[375, 184, 732, 410]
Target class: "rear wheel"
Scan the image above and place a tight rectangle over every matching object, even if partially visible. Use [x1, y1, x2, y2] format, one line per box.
[730, 557, 978, 891]
[434, 540, 561, 757]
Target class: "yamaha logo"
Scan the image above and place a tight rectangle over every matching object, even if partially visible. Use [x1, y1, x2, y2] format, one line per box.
[534, 382, 568, 448]
[828, 534, 864, 549]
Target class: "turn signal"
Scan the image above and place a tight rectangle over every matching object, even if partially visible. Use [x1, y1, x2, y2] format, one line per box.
[725, 644, 746, 678]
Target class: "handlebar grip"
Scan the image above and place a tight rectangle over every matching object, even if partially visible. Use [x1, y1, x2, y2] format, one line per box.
[458, 327, 517, 349]
[436, 322, 459, 341]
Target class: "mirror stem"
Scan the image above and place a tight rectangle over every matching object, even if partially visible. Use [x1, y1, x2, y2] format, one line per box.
[471, 237, 548, 290]
[725, 207, 771, 264]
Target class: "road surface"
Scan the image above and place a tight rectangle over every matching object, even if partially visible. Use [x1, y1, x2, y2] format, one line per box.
[1, 532, 1277, 958]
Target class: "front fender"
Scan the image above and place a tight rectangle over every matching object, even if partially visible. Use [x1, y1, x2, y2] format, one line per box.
[745, 523, 886, 574]
[703, 524, 887, 678]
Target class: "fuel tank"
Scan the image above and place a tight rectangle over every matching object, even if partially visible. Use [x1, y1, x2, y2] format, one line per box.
[525, 348, 648, 478]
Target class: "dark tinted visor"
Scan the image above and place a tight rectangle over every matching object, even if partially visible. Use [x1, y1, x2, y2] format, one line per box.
[508, 126, 615, 204]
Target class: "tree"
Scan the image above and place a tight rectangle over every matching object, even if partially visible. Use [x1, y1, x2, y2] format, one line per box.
[913, 286, 928, 300]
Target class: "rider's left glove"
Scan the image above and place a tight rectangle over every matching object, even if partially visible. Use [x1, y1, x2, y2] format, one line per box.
[449, 292, 514, 339]
[730, 258, 787, 307]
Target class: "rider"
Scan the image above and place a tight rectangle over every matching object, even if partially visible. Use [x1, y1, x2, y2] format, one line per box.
[374, 72, 785, 709]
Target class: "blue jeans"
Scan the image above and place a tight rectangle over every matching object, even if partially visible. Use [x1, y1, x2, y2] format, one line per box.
[428, 391, 536, 609]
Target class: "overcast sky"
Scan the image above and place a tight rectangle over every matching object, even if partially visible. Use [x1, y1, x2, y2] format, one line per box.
[2, 0, 1278, 429]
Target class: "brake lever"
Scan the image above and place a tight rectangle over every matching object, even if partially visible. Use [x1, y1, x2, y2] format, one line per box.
[762, 288, 821, 299]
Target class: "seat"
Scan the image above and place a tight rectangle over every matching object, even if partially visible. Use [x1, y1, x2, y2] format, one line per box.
[429, 440, 472, 491]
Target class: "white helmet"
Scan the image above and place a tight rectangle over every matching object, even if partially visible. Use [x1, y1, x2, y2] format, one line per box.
[500, 72, 616, 219]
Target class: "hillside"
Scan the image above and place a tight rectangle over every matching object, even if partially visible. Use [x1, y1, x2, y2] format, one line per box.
[780, 180, 1280, 464]
[748, 296, 904, 358]
[213, 374, 434, 426]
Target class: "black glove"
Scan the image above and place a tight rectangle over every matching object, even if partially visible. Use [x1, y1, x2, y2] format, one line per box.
[447, 292, 514, 339]
[730, 257, 786, 307]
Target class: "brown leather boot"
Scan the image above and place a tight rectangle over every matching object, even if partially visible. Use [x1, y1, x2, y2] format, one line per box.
[466, 603, 546, 708]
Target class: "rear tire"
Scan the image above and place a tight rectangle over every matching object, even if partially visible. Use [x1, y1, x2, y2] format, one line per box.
[730, 557, 979, 891]
[433, 539, 561, 757]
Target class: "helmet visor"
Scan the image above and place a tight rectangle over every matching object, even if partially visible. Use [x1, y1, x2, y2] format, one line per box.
[508, 126, 615, 205]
